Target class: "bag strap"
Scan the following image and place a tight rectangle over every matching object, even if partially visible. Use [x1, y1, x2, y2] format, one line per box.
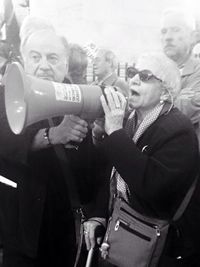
[172, 177, 198, 222]
[48, 118, 86, 267]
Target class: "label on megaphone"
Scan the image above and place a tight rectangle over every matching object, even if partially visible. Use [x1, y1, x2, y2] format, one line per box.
[53, 82, 82, 103]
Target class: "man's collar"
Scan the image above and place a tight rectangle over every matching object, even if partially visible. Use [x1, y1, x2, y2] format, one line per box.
[180, 56, 199, 76]
[97, 72, 117, 86]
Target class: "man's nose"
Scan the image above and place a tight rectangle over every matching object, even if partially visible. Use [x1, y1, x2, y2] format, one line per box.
[39, 57, 51, 69]
[163, 30, 173, 42]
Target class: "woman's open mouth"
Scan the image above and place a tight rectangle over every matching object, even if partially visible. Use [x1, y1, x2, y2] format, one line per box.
[130, 89, 140, 96]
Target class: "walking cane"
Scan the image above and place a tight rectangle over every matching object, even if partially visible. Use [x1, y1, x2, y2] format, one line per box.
[84, 224, 106, 267]
[85, 248, 94, 267]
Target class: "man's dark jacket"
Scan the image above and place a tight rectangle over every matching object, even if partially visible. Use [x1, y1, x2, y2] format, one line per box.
[0, 83, 95, 266]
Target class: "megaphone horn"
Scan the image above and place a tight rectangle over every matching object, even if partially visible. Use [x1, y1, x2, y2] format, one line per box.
[3, 62, 104, 134]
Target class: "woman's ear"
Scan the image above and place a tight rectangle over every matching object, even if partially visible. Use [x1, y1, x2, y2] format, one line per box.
[160, 90, 169, 102]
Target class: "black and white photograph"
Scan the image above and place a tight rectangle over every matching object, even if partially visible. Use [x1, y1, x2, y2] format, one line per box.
[0, 0, 200, 266]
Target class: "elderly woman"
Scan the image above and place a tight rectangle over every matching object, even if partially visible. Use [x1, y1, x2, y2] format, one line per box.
[84, 53, 199, 267]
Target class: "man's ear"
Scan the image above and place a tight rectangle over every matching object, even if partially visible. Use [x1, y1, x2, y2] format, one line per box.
[64, 62, 69, 79]
[65, 63, 69, 74]
[21, 58, 25, 68]
[191, 30, 198, 48]
[20, 52, 25, 67]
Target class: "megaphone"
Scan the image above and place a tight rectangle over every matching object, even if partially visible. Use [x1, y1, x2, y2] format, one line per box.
[3, 62, 104, 134]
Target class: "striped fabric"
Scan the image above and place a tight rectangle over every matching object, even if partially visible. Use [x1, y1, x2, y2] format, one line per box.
[110, 103, 164, 203]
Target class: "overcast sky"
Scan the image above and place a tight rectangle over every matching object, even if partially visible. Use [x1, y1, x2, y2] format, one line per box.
[3, 0, 200, 62]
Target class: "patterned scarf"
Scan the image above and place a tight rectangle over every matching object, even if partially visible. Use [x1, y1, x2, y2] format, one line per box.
[110, 103, 164, 204]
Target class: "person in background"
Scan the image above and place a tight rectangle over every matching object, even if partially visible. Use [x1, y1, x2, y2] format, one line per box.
[0, 23, 89, 267]
[84, 53, 199, 267]
[91, 48, 129, 148]
[160, 8, 200, 146]
[161, 9, 200, 266]
[93, 48, 128, 94]
[68, 43, 88, 84]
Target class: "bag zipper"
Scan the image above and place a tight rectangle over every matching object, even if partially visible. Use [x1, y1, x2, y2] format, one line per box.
[120, 207, 161, 237]
[120, 207, 158, 229]
[115, 219, 151, 242]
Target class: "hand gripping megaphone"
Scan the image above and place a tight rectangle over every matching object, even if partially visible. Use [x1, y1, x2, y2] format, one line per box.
[3, 62, 104, 134]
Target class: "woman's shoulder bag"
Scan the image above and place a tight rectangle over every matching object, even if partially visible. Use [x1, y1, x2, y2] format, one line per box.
[100, 178, 197, 267]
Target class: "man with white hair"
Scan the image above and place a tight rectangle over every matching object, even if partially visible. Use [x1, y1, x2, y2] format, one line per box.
[161, 8, 200, 147]
[0, 20, 90, 267]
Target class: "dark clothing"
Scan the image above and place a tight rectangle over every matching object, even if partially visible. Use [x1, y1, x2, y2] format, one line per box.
[0, 85, 77, 266]
[96, 107, 199, 266]
[101, 108, 198, 219]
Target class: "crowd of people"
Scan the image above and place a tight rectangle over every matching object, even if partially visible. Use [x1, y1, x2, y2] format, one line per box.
[0, 6, 200, 267]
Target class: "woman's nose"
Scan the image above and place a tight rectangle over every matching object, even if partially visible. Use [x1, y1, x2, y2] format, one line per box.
[129, 74, 140, 85]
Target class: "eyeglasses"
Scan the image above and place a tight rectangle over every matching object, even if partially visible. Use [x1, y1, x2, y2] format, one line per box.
[126, 67, 163, 83]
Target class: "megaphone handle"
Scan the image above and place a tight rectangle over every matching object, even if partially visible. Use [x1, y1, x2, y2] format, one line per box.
[100, 84, 117, 105]
[64, 119, 94, 150]
[64, 141, 79, 150]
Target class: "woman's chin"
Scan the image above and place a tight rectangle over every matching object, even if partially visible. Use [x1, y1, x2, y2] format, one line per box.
[128, 102, 137, 110]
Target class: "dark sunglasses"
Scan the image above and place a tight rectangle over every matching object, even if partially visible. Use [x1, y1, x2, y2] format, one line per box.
[126, 67, 162, 82]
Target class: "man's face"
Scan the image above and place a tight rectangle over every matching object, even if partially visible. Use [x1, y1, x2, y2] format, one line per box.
[22, 31, 68, 83]
[93, 51, 110, 79]
[160, 14, 193, 62]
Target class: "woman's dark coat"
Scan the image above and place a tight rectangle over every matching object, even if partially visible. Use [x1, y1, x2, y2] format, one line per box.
[96, 107, 199, 266]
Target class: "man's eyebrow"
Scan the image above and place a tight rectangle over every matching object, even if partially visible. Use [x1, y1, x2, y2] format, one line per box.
[29, 50, 41, 55]
[28, 51, 59, 57]
[47, 53, 59, 57]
